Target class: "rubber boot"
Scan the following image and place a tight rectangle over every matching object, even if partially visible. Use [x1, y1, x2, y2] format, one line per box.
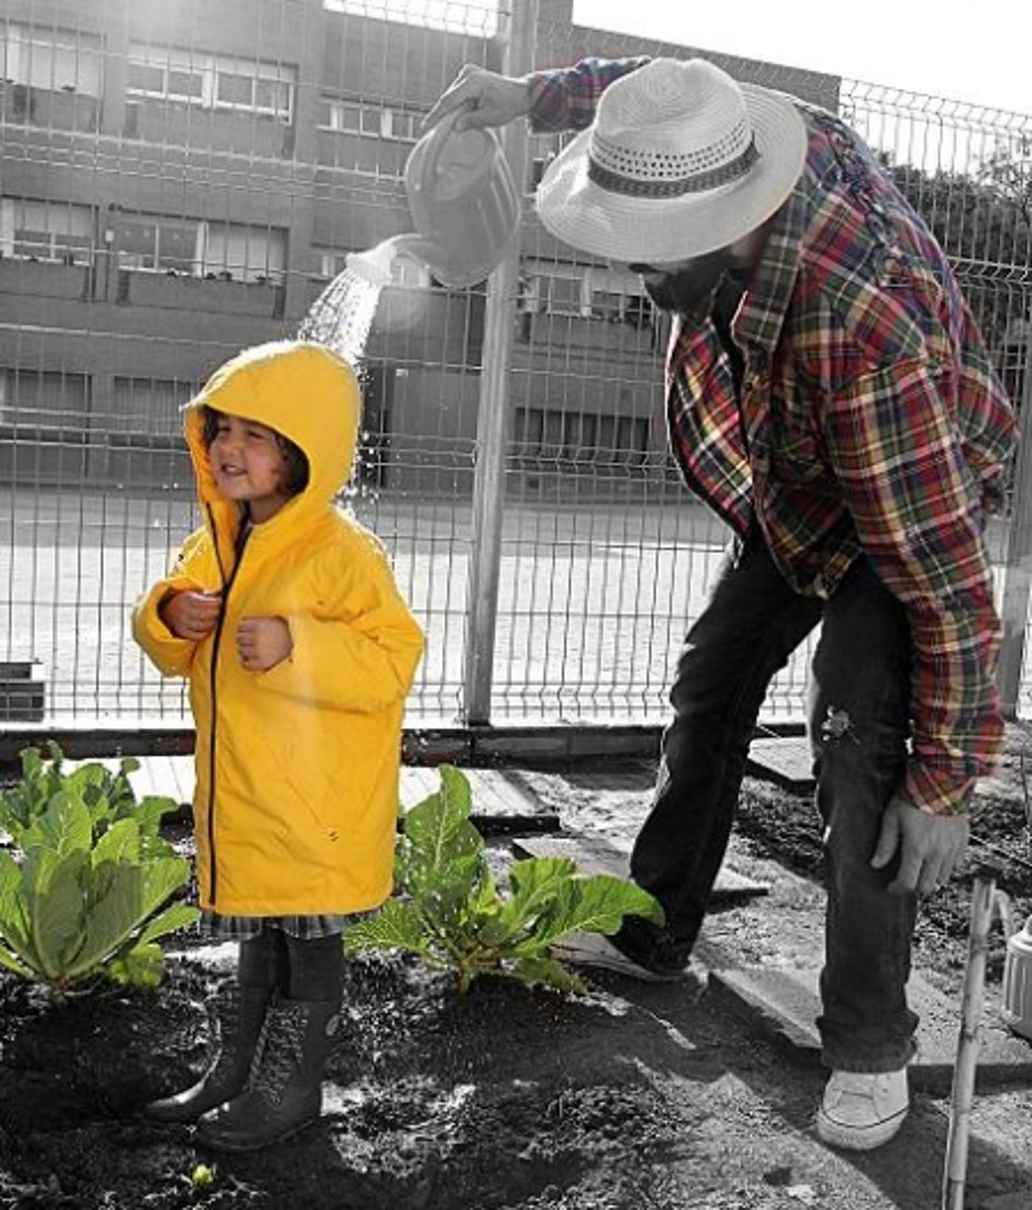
[194, 997, 340, 1152]
[145, 931, 287, 1123]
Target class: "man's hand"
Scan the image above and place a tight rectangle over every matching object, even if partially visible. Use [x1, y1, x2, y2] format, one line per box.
[236, 616, 292, 672]
[871, 797, 970, 896]
[161, 590, 221, 642]
[423, 63, 531, 133]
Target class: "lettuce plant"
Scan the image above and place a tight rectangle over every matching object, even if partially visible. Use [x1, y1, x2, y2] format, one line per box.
[344, 765, 663, 994]
[0, 745, 199, 994]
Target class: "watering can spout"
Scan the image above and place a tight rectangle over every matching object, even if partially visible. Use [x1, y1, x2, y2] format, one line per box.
[346, 235, 446, 287]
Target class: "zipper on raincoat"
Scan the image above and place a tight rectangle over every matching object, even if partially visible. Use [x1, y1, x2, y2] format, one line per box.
[205, 507, 251, 907]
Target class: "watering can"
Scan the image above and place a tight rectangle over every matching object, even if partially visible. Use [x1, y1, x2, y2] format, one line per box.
[346, 106, 520, 290]
[1001, 913, 1032, 1040]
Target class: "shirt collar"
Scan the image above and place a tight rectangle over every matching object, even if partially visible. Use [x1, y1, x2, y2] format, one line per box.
[731, 133, 814, 357]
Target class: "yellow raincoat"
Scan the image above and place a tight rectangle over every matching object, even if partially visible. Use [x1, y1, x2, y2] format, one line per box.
[133, 341, 424, 916]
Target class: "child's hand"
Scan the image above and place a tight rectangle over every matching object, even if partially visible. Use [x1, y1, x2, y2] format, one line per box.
[161, 590, 222, 641]
[236, 616, 293, 672]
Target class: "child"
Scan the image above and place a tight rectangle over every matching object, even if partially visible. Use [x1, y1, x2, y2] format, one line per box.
[133, 340, 424, 1151]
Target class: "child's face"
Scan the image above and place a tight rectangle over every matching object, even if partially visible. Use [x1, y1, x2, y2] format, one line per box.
[207, 413, 291, 522]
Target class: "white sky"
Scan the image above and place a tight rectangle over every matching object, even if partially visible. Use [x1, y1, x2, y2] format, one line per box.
[573, 1, 1032, 116]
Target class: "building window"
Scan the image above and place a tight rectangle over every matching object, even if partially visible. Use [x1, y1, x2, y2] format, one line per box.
[514, 406, 650, 469]
[316, 97, 424, 142]
[109, 376, 198, 438]
[0, 23, 103, 97]
[523, 261, 653, 325]
[0, 368, 90, 426]
[0, 197, 93, 263]
[537, 272, 586, 317]
[127, 45, 296, 123]
[114, 213, 286, 282]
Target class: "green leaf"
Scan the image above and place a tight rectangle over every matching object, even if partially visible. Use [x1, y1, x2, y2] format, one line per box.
[335, 766, 663, 999]
[67, 855, 189, 978]
[343, 899, 431, 957]
[503, 857, 575, 921]
[525, 875, 664, 952]
[509, 955, 587, 995]
[24, 850, 89, 978]
[0, 942, 36, 978]
[134, 795, 180, 834]
[438, 764, 473, 815]
[91, 817, 140, 868]
[23, 790, 93, 860]
[135, 901, 199, 948]
[0, 850, 31, 953]
[106, 941, 165, 988]
[399, 769, 486, 926]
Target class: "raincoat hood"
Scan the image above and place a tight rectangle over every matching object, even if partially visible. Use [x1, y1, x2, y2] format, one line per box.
[184, 340, 360, 546]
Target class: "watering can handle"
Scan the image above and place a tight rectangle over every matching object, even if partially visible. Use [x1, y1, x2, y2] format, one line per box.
[417, 104, 494, 190]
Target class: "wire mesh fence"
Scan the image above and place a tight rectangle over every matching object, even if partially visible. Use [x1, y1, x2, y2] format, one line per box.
[0, 0, 1030, 733]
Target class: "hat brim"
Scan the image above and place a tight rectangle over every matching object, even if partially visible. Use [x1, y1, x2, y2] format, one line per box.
[535, 84, 807, 263]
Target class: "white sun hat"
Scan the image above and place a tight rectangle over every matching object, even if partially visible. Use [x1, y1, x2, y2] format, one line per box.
[535, 57, 808, 264]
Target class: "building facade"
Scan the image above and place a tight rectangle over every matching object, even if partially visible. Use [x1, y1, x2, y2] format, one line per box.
[0, 0, 840, 498]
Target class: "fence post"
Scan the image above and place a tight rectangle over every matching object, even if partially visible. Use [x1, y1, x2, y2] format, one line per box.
[461, 0, 538, 725]
[998, 335, 1032, 718]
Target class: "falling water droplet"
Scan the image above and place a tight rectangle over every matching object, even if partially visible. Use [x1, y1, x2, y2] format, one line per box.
[298, 266, 383, 365]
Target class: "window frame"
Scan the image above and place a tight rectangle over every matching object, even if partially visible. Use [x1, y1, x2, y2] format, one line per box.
[126, 44, 296, 124]
[1, 23, 103, 98]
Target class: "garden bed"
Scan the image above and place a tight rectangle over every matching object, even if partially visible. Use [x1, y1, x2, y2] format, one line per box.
[1, 728, 1031, 1209]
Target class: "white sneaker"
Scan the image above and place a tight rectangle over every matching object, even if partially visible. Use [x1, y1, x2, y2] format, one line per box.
[815, 1068, 909, 1151]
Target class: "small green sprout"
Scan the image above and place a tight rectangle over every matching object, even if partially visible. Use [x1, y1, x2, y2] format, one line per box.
[191, 1163, 215, 1188]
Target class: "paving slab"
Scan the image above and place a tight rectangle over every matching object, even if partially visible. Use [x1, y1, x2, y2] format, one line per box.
[513, 833, 770, 901]
[744, 738, 1027, 808]
[709, 964, 1032, 1092]
[74, 756, 557, 827]
[550, 929, 708, 992]
[746, 736, 816, 793]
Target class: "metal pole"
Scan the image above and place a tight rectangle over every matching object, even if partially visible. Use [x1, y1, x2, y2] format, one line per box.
[997, 332, 1032, 717]
[462, 0, 537, 725]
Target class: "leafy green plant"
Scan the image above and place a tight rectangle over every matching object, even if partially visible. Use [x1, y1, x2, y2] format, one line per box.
[0, 744, 199, 994]
[344, 765, 663, 994]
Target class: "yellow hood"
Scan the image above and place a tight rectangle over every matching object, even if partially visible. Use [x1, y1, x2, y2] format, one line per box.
[184, 340, 360, 548]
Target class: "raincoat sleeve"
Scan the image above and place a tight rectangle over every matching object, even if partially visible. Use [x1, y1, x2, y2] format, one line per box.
[256, 540, 424, 713]
[132, 528, 213, 678]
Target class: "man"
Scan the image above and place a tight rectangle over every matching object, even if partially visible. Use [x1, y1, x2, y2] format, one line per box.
[425, 57, 1015, 1150]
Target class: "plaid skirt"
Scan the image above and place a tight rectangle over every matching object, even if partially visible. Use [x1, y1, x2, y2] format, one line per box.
[200, 910, 358, 940]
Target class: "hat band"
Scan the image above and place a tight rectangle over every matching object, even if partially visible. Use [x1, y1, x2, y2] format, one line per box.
[587, 136, 759, 199]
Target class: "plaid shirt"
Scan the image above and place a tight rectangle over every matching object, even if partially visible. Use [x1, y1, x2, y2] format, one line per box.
[529, 59, 1017, 816]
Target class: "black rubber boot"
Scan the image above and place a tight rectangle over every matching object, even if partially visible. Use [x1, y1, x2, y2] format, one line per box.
[194, 997, 340, 1152]
[144, 931, 287, 1123]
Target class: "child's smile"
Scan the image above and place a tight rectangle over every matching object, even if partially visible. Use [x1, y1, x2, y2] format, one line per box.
[209, 414, 291, 522]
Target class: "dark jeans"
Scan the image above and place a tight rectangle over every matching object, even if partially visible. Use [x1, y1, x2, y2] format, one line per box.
[632, 525, 918, 1071]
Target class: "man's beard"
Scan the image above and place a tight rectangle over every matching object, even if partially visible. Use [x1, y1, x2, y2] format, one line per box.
[641, 249, 735, 314]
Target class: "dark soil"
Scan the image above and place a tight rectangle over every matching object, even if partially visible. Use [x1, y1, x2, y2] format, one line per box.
[1, 726, 1031, 1209]
[734, 724, 1032, 984]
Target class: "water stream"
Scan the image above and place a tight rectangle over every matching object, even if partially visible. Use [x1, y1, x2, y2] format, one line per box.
[297, 265, 384, 365]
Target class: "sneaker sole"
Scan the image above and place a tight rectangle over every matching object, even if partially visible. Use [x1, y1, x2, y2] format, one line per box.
[815, 1105, 908, 1151]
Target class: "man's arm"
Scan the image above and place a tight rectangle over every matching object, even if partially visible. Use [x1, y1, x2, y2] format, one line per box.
[423, 56, 649, 135]
[825, 355, 1005, 817]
